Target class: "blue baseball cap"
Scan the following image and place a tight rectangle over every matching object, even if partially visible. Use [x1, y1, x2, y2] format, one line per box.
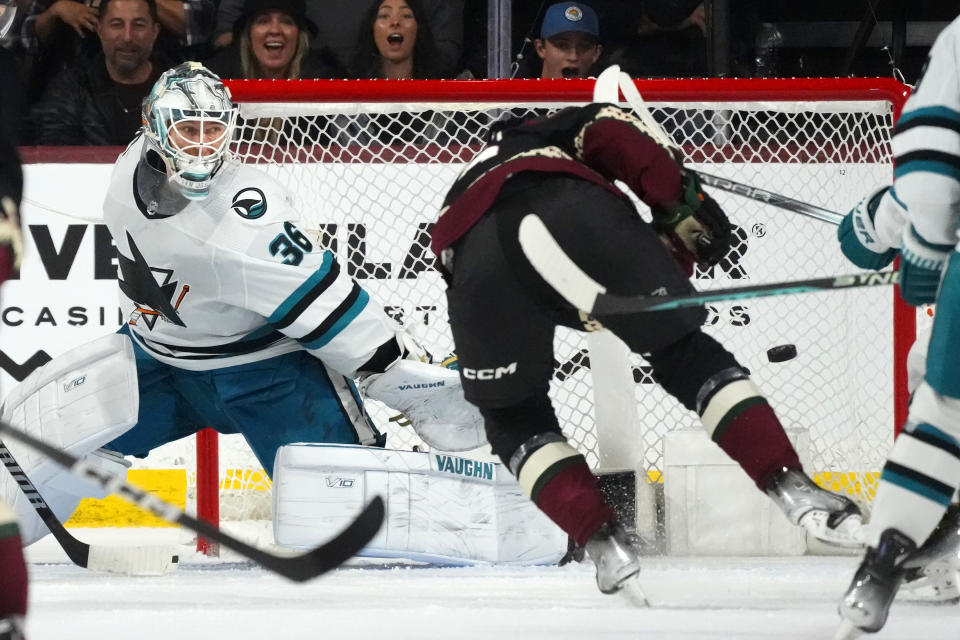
[540, 3, 600, 41]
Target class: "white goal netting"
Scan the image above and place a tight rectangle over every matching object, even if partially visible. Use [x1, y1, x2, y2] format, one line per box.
[182, 78, 912, 530]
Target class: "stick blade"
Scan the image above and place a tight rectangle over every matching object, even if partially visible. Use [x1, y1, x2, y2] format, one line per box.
[87, 545, 180, 576]
[517, 214, 604, 313]
[280, 495, 385, 582]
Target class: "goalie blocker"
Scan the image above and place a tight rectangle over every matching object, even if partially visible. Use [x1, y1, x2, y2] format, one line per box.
[272, 443, 566, 565]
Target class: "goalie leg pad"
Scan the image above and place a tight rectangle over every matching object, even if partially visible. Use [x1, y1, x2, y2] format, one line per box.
[0, 333, 139, 544]
[359, 359, 487, 452]
[272, 443, 567, 565]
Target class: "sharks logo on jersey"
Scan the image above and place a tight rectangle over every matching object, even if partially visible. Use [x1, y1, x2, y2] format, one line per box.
[118, 232, 191, 330]
[231, 187, 268, 219]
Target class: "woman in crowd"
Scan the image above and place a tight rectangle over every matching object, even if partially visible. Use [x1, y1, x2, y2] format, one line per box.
[344, 0, 467, 148]
[207, 0, 341, 80]
[351, 0, 443, 80]
[207, 0, 343, 144]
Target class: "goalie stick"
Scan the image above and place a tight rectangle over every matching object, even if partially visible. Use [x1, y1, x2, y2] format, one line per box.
[0, 421, 385, 582]
[518, 213, 898, 316]
[0, 437, 179, 575]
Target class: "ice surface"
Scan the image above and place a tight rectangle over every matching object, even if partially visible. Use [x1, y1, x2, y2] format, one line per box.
[20, 529, 960, 640]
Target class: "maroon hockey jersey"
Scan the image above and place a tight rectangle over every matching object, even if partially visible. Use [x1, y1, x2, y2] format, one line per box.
[431, 103, 684, 270]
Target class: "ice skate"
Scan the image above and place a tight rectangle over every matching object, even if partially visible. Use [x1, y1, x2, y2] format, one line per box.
[837, 528, 917, 636]
[584, 521, 644, 602]
[899, 505, 960, 604]
[764, 467, 864, 547]
[0, 616, 25, 640]
[899, 556, 960, 604]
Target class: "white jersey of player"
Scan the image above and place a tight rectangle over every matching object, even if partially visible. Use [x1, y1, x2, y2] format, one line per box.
[874, 15, 960, 252]
[102, 135, 397, 374]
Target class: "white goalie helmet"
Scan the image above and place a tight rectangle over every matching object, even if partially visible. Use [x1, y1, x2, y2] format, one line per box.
[142, 62, 238, 200]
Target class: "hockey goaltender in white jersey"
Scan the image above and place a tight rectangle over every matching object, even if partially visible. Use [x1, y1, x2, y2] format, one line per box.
[0, 62, 563, 571]
[105, 124, 394, 374]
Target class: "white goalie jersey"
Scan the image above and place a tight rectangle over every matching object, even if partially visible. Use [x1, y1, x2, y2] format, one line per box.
[102, 136, 397, 374]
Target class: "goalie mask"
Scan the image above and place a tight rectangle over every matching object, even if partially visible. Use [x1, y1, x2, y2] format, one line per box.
[142, 62, 237, 200]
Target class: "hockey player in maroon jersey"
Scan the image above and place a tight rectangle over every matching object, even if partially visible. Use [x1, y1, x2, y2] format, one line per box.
[0, 501, 27, 640]
[0, 0, 29, 634]
[431, 102, 864, 595]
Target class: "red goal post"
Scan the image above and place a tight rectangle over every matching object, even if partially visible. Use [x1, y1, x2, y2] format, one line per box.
[192, 77, 915, 548]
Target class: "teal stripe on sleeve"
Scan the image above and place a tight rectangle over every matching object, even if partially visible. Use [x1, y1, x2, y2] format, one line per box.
[267, 252, 334, 324]
[894, 160, 960, 182]
[897, 106, 960, 127]
[300, 289, 371, 350]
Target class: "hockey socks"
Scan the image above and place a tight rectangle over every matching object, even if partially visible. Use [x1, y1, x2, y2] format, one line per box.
[515, 439, 613, 546]
[869, 384, 960, 547]
[699, 377, 801, 489]
[868, 421, 960, 548]
[0, 502, 27, 617]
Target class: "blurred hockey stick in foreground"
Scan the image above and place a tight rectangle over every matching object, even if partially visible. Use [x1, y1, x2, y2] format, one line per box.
[596, 66, 845, 227]
[0, 420, 384, 582]
[1, 437, 180, 575]
[518, 213, 898, 316]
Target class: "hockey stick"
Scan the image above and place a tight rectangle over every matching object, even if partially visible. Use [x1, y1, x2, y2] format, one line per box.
[518, 213, 898, 315]
[0, 437, 179, 575]
[0, 421, 385, 582]
[693, 171, 844, 226]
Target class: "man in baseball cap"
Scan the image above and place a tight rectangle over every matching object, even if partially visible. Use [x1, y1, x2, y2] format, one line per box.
[535, 3, 602, 79]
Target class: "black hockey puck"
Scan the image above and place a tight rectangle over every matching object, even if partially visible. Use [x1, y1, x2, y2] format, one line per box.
[767, 344, 798, 363]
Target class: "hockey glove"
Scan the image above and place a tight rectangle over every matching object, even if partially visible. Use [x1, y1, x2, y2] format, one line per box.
[838, 187, 900, 270]
[900, 225, 952, 306]
[651, 172, 733, 267]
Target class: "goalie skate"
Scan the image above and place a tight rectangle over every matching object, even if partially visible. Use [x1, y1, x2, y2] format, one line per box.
[764, 467, 864, 547]
[837, 528, 917, 636]
[584, 521, 644, 602]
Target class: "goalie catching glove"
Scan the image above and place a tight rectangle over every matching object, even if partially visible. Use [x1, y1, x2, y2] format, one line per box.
[358, 332, 487, 452]
[651, 171, 733, 270]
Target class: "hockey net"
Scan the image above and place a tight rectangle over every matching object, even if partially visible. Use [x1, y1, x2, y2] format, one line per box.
[186, 77, 914, 544]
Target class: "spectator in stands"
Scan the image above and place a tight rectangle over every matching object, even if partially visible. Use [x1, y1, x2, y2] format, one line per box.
[350, 0, 444, 79]
[534, 2, 602, 79]
[31, 0, 172, 145]
[206, 0, 342, 80]
[206, 0, 343, 145]
[605, 1, 707, 78]
[212, 0, 463, 78]
[19, 0, 212, 102]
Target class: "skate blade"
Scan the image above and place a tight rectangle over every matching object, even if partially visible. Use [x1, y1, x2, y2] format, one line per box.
[833, 619, 864, 640]
[618, 574, 649, 608]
